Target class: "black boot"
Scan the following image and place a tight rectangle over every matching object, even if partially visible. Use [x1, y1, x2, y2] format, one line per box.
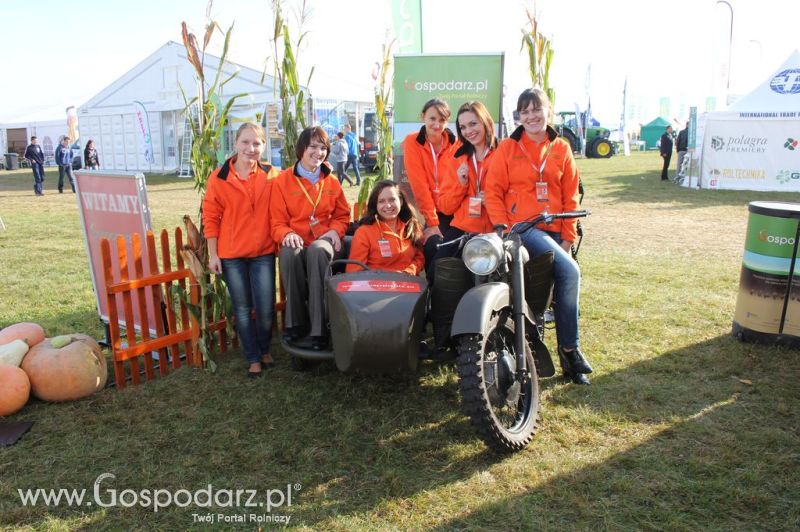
[558, 347, 591, 385]
[558, 346, 592, 374]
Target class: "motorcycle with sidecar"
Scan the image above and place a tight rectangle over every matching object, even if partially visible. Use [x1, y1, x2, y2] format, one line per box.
[281, 210, 589, 452]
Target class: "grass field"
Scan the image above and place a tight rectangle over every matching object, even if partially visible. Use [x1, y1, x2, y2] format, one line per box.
[0, 153, 798, 531]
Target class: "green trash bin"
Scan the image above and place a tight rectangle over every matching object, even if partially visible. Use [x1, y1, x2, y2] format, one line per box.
[4, 153, 19, 170]
[732, 201, 800, 347]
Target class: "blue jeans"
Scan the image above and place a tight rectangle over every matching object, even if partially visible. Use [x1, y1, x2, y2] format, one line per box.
[31, 163, 44, 194]
[519, 229, 581, 349]
[58, 164, 75, 192]
[345, 154, 361, 184]
[221, 254, 275, 364]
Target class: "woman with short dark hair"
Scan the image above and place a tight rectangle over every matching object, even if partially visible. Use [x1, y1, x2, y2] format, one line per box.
[270, 126, 351, 350]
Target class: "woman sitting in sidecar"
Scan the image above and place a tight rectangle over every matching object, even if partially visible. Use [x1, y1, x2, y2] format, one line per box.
[280, 180, 429, 373]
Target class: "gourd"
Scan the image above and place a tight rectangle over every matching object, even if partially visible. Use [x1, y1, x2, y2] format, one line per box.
[0, 339, 30, 367]
[21, 334, 107, 402]
[0, 322, 45, 347]
[0, 365, 30, 416]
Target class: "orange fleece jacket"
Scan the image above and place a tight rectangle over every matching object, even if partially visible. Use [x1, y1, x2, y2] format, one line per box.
[345, 218, 424, 275]
[270, 163, 351, 246]
[202, 158, 279, 259]
[402, 126, 458, 227]
[484, 126, 580, 242]
[438, 145, 497, 234]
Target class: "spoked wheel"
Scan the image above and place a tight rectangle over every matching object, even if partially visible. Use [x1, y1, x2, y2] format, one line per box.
[456, 311, 540, 452]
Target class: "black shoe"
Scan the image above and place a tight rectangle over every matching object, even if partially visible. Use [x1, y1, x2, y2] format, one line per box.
[261, 360, 275, 369]
[247, 369, 263, 379]
[282, 326, 308, 343]
[310, 336, 328, 350]
[568, 372, 591, 385]
[558, 346, 593, 374]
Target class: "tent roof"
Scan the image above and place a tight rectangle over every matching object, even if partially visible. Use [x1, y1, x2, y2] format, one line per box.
[642, 117, 671, 128]
[727, 50, 800, 113]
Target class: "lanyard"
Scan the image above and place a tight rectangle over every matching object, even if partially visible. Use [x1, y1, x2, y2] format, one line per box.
[294, 175, 326, 215]
[471, 147, 490, 192]
[517, 139, 554, 182]
[428, 141, 440, 190]
[376, 217, 405, 242]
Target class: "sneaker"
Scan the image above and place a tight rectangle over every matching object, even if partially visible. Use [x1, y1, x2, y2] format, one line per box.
[557, 345, 593, 374]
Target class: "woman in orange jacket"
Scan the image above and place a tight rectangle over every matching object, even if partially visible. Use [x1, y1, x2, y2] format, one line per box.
[436, 101, 498, 254]
[402, 98, 458, 278]
[346, 180, 424, 275]
[270, 127, 351, 350]
[484, 88, 593, 385]
[202, 122, 280, 378]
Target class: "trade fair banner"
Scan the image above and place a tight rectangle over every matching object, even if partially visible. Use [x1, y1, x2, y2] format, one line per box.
[392, 0, 422, 54]
[75, 171, 161, 333]
[700, 120, 800, 191]
[133, 101, 155, 165]
[392, 53, 504, 180]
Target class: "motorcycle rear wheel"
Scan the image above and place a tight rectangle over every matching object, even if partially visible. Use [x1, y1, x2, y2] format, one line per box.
[456, 311, 540, 452]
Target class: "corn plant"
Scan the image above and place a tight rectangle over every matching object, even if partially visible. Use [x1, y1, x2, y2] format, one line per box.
[356, 39, 395, 214]
[521, 6, 555, 109]
[176, 10, 245, 370]
[270, 0, 312, 169]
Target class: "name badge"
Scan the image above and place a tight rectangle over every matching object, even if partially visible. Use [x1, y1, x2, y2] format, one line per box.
[309, 215, 323, 239]
[468, 196, 482, 217]
[535, 181, 549, 203]
[378, 239, 392, 258]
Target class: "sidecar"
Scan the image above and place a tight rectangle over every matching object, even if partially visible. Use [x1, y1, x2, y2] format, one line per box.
[280, 267, 428, 374]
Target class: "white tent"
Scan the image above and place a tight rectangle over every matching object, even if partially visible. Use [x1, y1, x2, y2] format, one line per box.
[1, 42, 284, 173]
[696, 50, 800, 191]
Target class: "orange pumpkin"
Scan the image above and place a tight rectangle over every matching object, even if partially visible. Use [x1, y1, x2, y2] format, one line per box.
[22, 335, 107, 402]
[0, 365, 31, 416]
[0, 322, 45, 347]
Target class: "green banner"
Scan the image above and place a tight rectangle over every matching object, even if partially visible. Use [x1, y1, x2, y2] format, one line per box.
[393, 53, 503, 130]
[392, 0, 422, 54]
[745, 213, 799, 258]
[688, 106, 697, 149]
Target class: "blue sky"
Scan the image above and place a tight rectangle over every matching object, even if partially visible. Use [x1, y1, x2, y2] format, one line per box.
[2, 0, 798, 125]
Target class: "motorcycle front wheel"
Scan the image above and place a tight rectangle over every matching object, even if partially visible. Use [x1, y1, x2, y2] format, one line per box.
[456, 311, 540, 452]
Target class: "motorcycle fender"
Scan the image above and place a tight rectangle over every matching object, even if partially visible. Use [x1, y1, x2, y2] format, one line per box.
[450, 282, 535, 337]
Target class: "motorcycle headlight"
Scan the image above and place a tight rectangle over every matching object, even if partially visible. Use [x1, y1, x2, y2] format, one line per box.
[462, 233, 504, 275]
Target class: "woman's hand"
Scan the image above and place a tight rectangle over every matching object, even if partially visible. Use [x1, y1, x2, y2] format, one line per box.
[422, 225, 443, 244]
[319, 230, 342, 252]
[559, 239, 573, 254]
[456, 163, 469, 186]
[283, 232, 304, 249]
[208, 254, 222, 274]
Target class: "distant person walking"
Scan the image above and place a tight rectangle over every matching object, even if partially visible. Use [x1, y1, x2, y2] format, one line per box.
[659, 125, 673, 181]
[332, 132, 353, 186]
[84, 140, 100, 170]
[676, 122, 689, 178]
[23, 136, 46, 196]
[55, 136, 76, 193]
[343, 123, 362, 186]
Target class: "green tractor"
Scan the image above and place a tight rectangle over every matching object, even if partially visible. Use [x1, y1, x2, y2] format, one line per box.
[554, 111, 614, 158]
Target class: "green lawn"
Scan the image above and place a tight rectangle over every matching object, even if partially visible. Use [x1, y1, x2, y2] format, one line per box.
[0, 154, 798, 531]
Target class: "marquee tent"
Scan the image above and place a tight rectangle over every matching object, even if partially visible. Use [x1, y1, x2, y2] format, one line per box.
[696, 50, 800, 191]
[640, 117, 672, 150]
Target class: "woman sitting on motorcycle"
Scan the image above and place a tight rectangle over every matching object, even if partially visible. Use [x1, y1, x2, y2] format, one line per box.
[270, 127, 351, 350]
[434, 101, 498, 257]
[402, 98, 459, 279]
[484, 88, 593, 385]
[346, 180, 424, 275]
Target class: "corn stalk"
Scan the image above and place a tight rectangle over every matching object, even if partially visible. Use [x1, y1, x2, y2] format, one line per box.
[271, 0, 312, 168]
[177, 6, 244, 370]
[520, 7, 556, 109]
[356, 39, 395, 213]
